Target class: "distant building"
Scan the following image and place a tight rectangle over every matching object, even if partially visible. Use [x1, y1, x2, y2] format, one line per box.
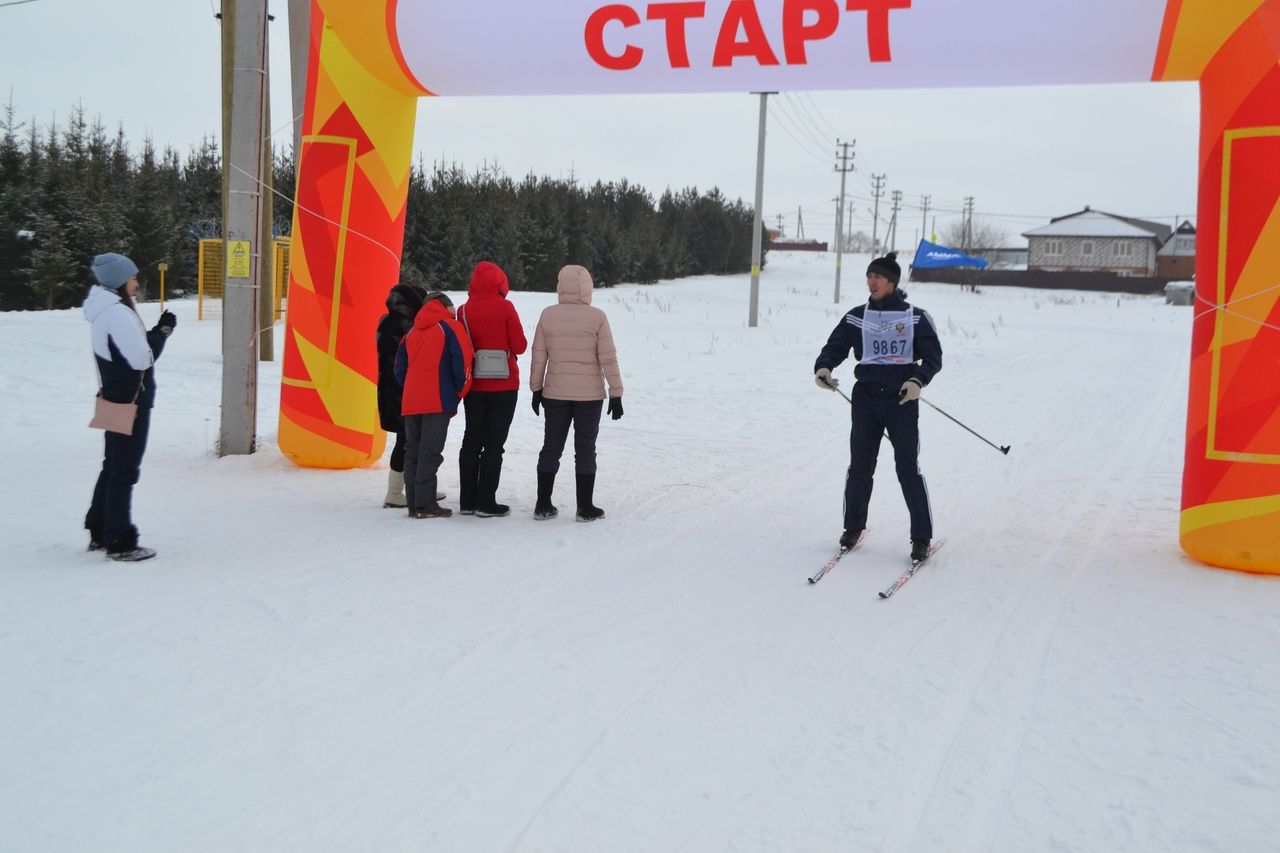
[770, 239, 829, 252]
[1157, 220, 1196, 279]
[975, 247, 1029, 268]
[1023, 207, 1173, 276]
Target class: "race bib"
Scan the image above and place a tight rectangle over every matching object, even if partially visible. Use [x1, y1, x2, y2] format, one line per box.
[861, 308, 915, 365]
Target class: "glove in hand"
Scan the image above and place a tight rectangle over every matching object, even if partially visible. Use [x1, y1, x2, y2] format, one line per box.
[531, 389, 543, 416]
[607, 397, 623, 421]
[898, 378, 923, 405]
[156, 310, 177, 336]
[815, 367, 838, 390]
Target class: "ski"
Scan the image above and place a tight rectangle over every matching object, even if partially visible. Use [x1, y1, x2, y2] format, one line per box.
[808, 530, 868, 584]
[878, 539, 946, 599]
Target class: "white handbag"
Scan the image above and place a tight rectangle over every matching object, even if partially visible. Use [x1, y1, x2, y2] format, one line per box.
[460, 305, 510, 380]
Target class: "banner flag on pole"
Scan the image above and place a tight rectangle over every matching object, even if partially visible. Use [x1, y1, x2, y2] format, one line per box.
[911, 239, 989, 270]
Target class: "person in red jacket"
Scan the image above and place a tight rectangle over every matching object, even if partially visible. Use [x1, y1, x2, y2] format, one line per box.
[456, 261, 528, 517]
[393, 291, 473, 518]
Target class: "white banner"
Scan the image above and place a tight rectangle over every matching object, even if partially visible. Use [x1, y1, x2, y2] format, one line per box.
[394, 0, 1170, 96]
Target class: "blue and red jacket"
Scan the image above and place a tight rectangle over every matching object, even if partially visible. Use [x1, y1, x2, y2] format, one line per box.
[457, 261, 528, 393]
[394, 300, 473, 416]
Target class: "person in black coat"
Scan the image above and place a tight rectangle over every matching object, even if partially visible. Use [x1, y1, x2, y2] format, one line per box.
[83, 252, 176, 561]
[377, 282, 428, 507]
[813, 252, 942, 562]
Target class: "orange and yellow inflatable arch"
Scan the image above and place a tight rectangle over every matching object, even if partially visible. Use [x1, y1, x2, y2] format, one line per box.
[279, 0, 1279, 574]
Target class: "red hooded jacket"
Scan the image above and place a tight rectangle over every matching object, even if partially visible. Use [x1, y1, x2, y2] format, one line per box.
[394, 300, 474, 416]
[457, 261, 528, 393]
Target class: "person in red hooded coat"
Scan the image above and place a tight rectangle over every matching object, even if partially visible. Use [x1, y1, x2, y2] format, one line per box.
[393, 291, 473, 518]
[455, 261, 528, 516]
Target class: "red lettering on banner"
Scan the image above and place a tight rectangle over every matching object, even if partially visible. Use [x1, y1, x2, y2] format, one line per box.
[647, 3, 706, 69]
[583, 0, 911, 70]
[845, 0, 911, 63]
[713, 0, 780, 67]
[585, 4, 644, 70]
[782, 0, 840, 65]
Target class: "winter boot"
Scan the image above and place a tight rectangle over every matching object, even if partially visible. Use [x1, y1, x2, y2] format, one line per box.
[475, 465, 510, 517]
[458, 459, 479, 515]
[412, 506, 453, 519]
[108, 546, 157, 562]
[384, 469, 407, 508]
[533, 471, 558, 520]
[839, 529, 862, 550]
[575, 473, 605, 522]
[911, 538, 932, 562]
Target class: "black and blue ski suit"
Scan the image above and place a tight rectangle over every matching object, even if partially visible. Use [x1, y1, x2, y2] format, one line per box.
[814, 288, 942, 539]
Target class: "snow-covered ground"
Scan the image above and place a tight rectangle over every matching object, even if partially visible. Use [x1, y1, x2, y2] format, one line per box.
[3, 251, 1278, 851]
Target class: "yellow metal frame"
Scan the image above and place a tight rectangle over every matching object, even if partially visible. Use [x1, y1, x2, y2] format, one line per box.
[1207, 126, 1280, 464]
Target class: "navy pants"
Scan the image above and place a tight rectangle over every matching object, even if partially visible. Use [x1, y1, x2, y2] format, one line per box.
[85, 406, 152, 549]
[404, 413, 450, 512]
[537, 398, 603, 476]
[844, 386, 933, 540]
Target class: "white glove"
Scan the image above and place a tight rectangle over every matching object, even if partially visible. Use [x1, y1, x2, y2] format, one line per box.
[815, 368, 838, 391]
[898, 378, 923, 405]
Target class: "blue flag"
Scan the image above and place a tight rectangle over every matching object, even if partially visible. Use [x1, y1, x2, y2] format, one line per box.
[911, 239, 988, 270]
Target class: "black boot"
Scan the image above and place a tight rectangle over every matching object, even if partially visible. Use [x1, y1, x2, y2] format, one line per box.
[575, 473, 605, 522]
[458, 459, 479, 515]
[839, 529, 863, 550]
[475, 464, 510, 518]
[533, 471, 558, 520]
[911, 538, 932, 561]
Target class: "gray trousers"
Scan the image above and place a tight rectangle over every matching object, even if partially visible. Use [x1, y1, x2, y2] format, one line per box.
[536, 398, 603, 475]
[404, 413, 450, 511]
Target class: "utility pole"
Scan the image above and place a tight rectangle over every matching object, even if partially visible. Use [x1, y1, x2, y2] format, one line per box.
[869, 174, 886, 255]
[220, 0, 269, 455]
[833, 139, 855, 304]
[748, 92, 774, 328]
[796, 206, 805, 240]
[963, 196, 976, 252]
[257, 31, 274, 363]
[776, 213, 784, 236]
[920, 194, 931, 246]
[888, 189, 903, 252]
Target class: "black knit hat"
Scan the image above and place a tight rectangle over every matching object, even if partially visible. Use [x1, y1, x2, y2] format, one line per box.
[866, 251, 901, 285]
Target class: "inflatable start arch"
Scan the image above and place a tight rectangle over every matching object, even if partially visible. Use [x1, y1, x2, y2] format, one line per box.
[279, 0, 1280, 574]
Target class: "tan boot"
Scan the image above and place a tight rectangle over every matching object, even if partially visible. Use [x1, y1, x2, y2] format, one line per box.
[384, 470, 407, 508]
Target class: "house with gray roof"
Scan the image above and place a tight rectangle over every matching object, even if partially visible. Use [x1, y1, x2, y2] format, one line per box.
[1157, 220, 1196, 279]
[1023, 207, 1172, 276]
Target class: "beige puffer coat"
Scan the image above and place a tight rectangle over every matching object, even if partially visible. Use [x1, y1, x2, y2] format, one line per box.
[529, 265, 624, 401]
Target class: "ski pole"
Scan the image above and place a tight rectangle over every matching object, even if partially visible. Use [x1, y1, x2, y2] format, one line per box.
[819, 376, 854, 405]
[820, 377, 1010, 455]
[919, 398, 1011, 455]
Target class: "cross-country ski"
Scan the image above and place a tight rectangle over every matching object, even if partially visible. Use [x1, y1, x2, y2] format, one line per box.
[807, 529, 868, 583]
[879, 539, 946, 599]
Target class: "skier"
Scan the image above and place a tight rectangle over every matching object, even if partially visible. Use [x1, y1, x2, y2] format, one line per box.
[529, 264, 624, 522]
[813, 251, 942, 562]
[455, 261, 528, 517]
[83, 252, 177, 561]
[394, 291, 473, 518]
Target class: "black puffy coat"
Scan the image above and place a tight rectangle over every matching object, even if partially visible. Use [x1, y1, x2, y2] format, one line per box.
[376, 283, 427, 432]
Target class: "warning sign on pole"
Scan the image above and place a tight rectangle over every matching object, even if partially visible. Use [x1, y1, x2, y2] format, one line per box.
[227, 240, 252, 278]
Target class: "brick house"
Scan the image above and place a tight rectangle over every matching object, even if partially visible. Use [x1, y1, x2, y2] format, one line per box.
[1023, 208, 1172, 276]
[1157, 220, 1196, 279]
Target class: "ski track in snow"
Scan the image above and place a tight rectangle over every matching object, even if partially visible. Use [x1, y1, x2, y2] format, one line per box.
[4, 254, 1279, 851]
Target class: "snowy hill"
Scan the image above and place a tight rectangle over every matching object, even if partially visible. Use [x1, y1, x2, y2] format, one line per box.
[3, 252, 1277, 851]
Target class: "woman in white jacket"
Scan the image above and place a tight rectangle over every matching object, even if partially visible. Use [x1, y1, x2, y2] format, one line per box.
[83, 253, 175, 561]
[528, 265, 623, 522]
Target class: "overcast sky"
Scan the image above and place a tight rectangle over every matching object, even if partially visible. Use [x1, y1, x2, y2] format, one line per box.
[1, 0, 1201, 248]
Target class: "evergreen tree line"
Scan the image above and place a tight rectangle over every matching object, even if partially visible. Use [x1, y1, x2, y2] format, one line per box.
[0, 104, 765, 311]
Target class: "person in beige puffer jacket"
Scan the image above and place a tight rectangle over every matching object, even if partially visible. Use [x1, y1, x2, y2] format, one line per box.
[529, 264, 624, 522]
